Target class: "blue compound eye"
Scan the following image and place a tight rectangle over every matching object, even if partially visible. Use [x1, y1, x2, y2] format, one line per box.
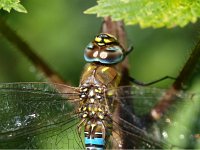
[106, 46, 122, 52]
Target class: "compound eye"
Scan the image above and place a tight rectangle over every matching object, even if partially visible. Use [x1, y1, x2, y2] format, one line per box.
[106, 46, 123, 52]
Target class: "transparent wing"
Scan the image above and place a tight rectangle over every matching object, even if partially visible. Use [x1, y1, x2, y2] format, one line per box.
[110, 117, 167, 149]
[0, 82, 84, 149]
[107, 85, 200, 149]
[2, 83, 200, 149]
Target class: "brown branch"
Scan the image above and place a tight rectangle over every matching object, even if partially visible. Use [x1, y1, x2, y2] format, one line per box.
[101, 17, 129, 84]
[101, 17, 134, 149]
[151, 39, 200, 120]
[0, 18, 65, 84]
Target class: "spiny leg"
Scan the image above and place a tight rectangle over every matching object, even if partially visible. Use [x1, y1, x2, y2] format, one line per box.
[77, 119, 87, 135]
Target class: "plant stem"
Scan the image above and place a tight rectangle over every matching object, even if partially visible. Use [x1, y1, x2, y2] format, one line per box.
[0, 18, 65, 84]
[151, 39, 200, 120]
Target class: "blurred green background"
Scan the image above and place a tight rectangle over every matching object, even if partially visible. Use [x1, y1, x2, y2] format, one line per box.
[1, 1, 200, 148]
[0, 0, 199, 88]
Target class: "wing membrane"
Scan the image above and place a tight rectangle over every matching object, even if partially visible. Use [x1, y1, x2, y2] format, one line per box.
[2, 83, 200, 149]
[107, 85, 200, 148]
[0, 82, 84, 149]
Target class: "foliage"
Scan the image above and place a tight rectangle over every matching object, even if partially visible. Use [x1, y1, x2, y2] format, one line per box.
[85, 0, 200, 28]
[0, 0, 27, 13]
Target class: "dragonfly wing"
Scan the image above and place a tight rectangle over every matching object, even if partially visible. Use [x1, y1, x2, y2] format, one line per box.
[110, 117, 168, 149]
[106, 85, 200, 148]
[0, 82, 84, 149]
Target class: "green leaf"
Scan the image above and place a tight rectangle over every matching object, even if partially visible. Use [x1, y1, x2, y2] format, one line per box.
[0, 0, 27, 13]
[12, 3, 27, 13]
[85, 0, 200, 28]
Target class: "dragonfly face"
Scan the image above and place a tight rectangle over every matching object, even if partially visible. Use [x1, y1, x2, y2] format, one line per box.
[1, 34, 200, 149]
[84, 33, 125, 64]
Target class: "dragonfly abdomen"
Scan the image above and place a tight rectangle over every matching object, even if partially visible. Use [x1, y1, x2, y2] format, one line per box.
[84, 121, 106, 150]
[78, 84, 113, 149]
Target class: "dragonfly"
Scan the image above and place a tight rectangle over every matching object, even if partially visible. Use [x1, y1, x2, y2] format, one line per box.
[0, 33, 200, 149]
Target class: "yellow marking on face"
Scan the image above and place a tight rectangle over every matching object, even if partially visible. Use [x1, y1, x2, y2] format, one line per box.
[104, 38, 112, 43]
[97, 42, 105, 46]
[102, 67, 109, 72]
[95, 37, 101, 42]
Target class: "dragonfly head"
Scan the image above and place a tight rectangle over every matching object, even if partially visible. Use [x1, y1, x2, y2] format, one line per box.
[94, 33, 118, 46]
[84, 33, 127, 65]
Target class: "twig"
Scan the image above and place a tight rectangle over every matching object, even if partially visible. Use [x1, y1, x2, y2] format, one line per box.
[0, 18, 65, 84]
[151, 39, 200, 120]
[101, 17, 134, 149]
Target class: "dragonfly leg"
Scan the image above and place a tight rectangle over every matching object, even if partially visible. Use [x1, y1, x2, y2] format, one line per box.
[77, 119, 87, 135]
[129, 76, 176, 86]
[101, 121, 106, 139]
